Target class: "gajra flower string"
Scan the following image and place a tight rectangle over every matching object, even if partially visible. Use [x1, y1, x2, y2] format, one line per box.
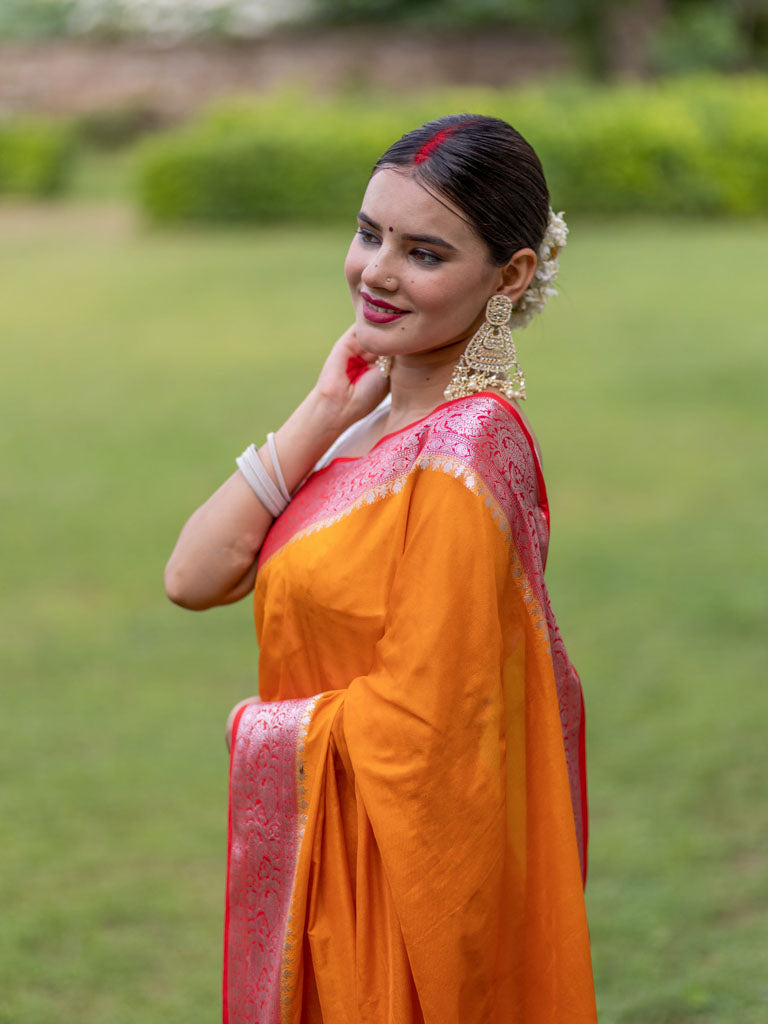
[509, 209, 568, 330]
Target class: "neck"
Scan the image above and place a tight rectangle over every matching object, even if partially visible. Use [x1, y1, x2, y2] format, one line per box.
[387, 337, 467, 418]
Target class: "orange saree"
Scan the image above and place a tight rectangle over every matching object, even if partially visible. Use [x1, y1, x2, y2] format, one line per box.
[224, 393, 596, 1024]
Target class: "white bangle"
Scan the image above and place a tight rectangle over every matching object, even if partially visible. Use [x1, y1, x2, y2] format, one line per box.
[236, 444, 287, 518]
[267, 432, 291, 504]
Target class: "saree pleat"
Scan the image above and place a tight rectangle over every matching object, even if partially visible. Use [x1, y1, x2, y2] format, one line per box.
[225, 394, 596, 1023]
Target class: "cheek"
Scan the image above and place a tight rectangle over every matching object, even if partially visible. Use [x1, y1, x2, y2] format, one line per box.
[415, 276, 481, 320]
[411, 278, 456, 315]
[344, 246, 361, 290]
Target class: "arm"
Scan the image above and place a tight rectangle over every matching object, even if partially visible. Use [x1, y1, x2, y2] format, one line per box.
[164, 327, 387, 610]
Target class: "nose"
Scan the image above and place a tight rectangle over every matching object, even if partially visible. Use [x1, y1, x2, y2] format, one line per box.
[361, 252, 397, 292]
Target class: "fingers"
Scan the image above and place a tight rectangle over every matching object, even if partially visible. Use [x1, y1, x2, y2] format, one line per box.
[347, 361, 389, 415]
[315, 324, 386, 421]
[331, 324, 358, 354]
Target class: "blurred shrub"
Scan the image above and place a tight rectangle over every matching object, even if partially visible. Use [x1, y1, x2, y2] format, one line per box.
[136, 76, 768, 223]
[0, 0, 301, 42]
[137, 97, 407, 223]
[76, 104, 166, 150]
[521, 78, 766, 216]
[651, 4, 749, 75]
[0, 0, 73, 40]
[0, 118, 75, 196]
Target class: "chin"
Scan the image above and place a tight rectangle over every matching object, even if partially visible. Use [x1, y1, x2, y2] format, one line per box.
[356, 321, 397, 351]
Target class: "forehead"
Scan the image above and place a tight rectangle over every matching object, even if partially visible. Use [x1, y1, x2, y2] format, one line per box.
[361, 168, 480, 249]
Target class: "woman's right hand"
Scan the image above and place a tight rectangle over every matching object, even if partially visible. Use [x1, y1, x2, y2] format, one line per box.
[313, 325, 389, 433]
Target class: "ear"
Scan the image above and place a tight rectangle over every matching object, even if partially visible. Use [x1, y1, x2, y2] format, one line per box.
[495, 248, 537, 305]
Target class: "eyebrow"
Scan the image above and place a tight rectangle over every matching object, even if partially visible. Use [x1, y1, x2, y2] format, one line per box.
[357, 212, 458, 252]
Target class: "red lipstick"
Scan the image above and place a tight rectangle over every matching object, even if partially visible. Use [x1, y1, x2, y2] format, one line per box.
[361, 291, 410, 324]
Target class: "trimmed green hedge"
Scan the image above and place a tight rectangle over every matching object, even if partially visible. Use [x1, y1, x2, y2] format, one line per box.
[136, 76, 768, 223]
[0, 118, 75, 196]
[136, 99, 405, 224]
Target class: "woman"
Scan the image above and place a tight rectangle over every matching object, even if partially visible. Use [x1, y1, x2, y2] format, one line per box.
[165, 114, 597, 1023]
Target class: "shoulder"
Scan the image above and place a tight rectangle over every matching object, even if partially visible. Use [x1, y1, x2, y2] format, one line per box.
[420, 394, 537, 473]
[411, 394, 546, 523]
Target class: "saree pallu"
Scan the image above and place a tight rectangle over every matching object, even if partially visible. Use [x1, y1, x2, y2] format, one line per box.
[224, 394, 596, 1024]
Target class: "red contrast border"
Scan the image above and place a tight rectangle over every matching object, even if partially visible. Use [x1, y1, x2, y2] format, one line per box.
[317, 393, 550, 530]
[222, 703, 249, 1024]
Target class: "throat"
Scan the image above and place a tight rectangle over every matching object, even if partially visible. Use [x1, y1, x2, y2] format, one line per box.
[387, 344, 465, 418]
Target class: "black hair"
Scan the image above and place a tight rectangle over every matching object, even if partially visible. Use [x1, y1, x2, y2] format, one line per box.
[372, 114, 549, 266]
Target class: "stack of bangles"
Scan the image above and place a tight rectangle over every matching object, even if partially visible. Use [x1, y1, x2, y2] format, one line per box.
[236, 432, 291, 517]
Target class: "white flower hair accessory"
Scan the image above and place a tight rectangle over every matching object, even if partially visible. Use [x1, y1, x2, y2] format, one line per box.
[509, 208, 568, 330]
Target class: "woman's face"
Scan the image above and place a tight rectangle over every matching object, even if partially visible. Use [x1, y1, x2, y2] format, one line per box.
[344, 168, 504, 361]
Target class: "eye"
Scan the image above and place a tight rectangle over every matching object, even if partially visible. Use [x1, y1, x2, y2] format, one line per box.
[356, 228, 380, 246]
[411, 248, 442, 266]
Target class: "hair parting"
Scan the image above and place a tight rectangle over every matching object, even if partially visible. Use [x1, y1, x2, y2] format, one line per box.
[413, 126, 460, 165]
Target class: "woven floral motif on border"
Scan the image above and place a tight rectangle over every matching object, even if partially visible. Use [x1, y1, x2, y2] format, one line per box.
[225, 697, 318, 1024]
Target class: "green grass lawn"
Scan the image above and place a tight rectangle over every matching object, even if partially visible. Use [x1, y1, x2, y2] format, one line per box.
[1, 201, 766, 1023]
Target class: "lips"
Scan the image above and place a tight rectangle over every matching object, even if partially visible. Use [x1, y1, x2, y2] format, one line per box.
[361, 291, 410, 324]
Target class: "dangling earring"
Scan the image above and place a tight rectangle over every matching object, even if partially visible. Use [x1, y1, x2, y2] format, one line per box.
[375, 356, 392, 377]
[444, 294, 526, 401]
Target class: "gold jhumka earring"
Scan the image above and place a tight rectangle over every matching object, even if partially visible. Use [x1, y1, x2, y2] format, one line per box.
[375, 356, 392, 377]
[444, 293, 526, 401]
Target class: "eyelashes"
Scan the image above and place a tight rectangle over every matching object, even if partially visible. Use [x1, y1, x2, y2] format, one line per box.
[356, 228, 378, 246]
[355, 228, 443, 266]
[412, 249, 443, 266]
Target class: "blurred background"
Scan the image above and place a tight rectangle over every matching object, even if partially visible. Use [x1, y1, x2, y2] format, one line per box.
[1, 2, 767, 1022]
